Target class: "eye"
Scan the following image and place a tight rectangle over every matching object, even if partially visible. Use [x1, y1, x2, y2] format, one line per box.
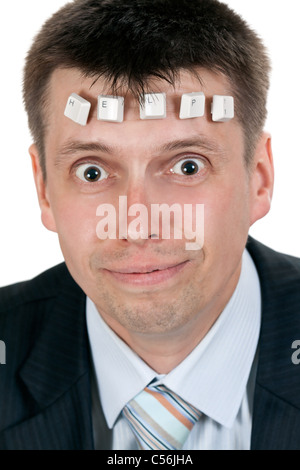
[170, 158, 205, 176]
[75, 163, 109, 183]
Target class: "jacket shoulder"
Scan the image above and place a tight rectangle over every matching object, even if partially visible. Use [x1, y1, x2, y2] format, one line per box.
[247, 236, 300, 280]
[0, 263, 70, 314]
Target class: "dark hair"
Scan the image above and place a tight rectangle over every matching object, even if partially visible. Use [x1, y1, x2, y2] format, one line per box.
[23, 0, 270, 177]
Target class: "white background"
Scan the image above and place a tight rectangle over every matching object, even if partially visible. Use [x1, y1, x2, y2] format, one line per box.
[0, 0, 299, 286]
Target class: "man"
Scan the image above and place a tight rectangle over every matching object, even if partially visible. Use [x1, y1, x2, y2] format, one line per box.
[0, 0, 299, 450]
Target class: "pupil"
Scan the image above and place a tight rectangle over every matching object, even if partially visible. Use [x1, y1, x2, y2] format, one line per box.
[84, 167, 101, 181]
[181, 161, 198, 175]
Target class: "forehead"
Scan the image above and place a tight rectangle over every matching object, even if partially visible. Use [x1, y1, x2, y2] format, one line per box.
[45, 67, 243, 157]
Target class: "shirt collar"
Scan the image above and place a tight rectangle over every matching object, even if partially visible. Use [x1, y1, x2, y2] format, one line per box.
[87, 299, 156, 428]
[87, 249, 261, 429]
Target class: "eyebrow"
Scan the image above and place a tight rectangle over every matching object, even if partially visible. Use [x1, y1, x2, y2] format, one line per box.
[159, 136, 225, 155]
[55, 135, 226, 166]
[56, 140, 113, 157]
[54, 140, 114, 167]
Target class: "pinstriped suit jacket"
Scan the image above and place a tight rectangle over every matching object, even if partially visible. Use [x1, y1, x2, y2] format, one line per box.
[0, 237, 300, 450]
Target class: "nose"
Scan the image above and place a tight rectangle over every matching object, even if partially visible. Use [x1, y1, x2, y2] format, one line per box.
[119, 179, 157, 244]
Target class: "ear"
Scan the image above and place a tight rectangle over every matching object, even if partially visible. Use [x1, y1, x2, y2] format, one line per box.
[249, 132, 274, 226]
[29, 144, 58, 233]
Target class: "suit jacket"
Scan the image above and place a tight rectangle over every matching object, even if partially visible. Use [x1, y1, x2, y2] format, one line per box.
[0, 237, 300, 450]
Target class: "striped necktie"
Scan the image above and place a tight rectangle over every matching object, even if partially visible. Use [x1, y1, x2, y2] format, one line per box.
[122, 384, 202, 450]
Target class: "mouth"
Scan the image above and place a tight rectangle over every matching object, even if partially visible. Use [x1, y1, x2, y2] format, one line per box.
[103, 260, 190, 287]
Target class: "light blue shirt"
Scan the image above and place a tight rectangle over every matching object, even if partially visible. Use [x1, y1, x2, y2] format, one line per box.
[87, 249, 261, 450]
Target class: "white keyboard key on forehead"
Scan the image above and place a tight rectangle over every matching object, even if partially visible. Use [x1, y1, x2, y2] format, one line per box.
[64, 93, 91, 126]
[98, 95, 124, 122]
[140, 93, 166, 119]
[211, 95, 234, 122]
[179, 92, 205, 119]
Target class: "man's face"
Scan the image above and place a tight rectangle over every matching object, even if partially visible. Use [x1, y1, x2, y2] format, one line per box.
[32, 68, 272, 340]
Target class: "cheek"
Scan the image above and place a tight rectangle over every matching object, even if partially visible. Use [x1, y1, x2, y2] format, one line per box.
[50, 194, 101, 251]
[194, 179, 251, 247]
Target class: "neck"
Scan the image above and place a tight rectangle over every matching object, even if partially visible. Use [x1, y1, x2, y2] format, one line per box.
[100, 266, 241, 374]
[119, 316, 216, 374]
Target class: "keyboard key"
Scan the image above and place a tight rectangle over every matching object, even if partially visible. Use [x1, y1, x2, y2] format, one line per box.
[140, 93, 166, 119]
[211, 95, 234, 122]
[98, 95, 124, 122]
[64, 93, 91, 126]
[179, 92, 205, 119]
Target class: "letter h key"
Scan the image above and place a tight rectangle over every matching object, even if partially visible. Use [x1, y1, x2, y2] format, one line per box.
[64, 93, 91, 126]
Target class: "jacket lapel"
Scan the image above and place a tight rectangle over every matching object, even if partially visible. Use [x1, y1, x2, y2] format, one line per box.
[247, 237, 300, 449]
[1, 266, 103, 449]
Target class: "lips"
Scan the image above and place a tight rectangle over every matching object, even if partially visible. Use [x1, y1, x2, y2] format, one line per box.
[109, 262, 187, 274]
[103, 260, 190, 287]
